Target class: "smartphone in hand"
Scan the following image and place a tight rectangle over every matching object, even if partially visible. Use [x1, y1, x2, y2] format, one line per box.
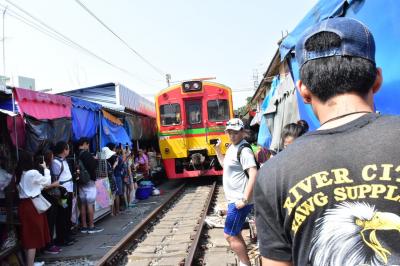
[210, 139, 218, 145]
[40, 156, 47, 168]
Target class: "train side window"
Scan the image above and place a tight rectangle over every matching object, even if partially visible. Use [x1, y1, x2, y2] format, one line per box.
[160, 104, 181, 126]
[207, 100, 229, 121]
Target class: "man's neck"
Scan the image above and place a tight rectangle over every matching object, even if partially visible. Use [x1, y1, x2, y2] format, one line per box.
[314, 93, 373, 129]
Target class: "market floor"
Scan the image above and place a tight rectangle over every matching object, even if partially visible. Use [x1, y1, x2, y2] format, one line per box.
[37, 180, 183, 263]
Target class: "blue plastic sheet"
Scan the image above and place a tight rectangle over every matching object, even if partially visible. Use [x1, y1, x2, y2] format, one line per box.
[0, 99, 13, 111]
[71, 97, 101, 141]
[281, 0, 400, 117]
[289, 57, 320, 131]
[71, 108, 98, 141]
[279, 0, 362, 60]
[257, 77, 279, 148]
[345, 1, 400, 115]
[100, 117, 132, 148]
[72, 97, 101, 111]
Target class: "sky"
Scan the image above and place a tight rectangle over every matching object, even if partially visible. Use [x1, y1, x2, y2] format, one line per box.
[0, 0, 318, 109]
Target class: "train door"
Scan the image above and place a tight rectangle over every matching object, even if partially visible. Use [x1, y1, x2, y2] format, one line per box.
[185, 99, 205, 159]
[185, 100, 203, 129]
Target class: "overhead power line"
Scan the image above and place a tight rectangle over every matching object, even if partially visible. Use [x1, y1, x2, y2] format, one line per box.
[2, 0, 157, 87]
[74, 0, 166, 76]
[0, 4, 78, 49]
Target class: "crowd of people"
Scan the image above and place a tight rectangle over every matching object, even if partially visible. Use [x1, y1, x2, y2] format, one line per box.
[13, 16, 400, 266]
[16, 137, 161, 266]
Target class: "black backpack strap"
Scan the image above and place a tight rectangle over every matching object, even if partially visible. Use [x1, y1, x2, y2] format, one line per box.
[237, 142, 259, 178]
[78, 150, 85, 159]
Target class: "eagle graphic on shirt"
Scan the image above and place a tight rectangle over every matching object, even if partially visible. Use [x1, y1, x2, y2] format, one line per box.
[309, 202, 400, 266]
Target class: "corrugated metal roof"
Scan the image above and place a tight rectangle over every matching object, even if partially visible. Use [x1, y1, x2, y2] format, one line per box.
[60, 82, 155, 117]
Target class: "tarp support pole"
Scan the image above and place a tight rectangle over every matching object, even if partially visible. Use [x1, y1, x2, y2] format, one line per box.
[98, 110, 102, 149]
[11, 89, 18, 160]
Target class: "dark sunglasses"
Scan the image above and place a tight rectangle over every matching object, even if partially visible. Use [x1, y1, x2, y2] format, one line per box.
[226, 121, 242, 126]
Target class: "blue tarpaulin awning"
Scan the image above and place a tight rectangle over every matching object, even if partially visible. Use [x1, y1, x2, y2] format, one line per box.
[279, 0, 363, 60]
[71, 97, 101, 141]
[100, 117, 132, 148]
[72, 97, 101, 111]
[279, 0, 400, 119]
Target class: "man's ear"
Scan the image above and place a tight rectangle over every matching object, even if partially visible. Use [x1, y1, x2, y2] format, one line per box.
[371, 67, 383, 94]
[296, 80, 312, 104]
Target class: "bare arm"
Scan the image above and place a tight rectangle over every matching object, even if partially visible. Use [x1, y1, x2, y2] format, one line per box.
[213, 139, 224, 167]
[243, 166, 257, 201]
[262, 257, 293, 266]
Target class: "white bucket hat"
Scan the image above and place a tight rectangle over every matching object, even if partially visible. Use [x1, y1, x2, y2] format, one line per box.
[102, 146, 116, 159]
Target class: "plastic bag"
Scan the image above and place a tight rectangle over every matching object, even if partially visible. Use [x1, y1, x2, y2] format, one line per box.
[70, 196, 78, 224]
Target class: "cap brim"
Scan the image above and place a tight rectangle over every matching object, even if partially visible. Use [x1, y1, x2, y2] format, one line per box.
[105, 150, 116, 159]
[225, 126, 242, 131]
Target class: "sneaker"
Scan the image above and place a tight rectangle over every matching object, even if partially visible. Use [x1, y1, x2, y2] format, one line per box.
[87, 226, 104, 234]
[34, 262, 45, 266]
[66, 237, 77, 243]
[80, 227, 88, 233]
[44, 245, 61, 255]
[58, 239, 74, 246]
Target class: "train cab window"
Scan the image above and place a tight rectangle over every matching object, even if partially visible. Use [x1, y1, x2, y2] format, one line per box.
[207, 100, 229, 121]
[187, 104, 201, 125]
[160, 104, 181, 126]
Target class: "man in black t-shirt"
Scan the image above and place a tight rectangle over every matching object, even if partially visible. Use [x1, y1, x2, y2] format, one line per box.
[254, 18, 400, 266]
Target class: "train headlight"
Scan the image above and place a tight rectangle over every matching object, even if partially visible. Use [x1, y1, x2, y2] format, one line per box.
[164, 147, 170, 154]
[182, 81, 202, 92]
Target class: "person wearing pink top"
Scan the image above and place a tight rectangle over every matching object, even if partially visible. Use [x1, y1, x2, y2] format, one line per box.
[135, 149, 149, 179]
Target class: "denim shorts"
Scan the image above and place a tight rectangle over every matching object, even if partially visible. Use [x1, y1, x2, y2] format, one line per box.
[224, 202, 253, 236]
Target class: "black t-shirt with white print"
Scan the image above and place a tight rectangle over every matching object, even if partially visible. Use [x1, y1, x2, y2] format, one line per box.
[254, 113, 400, 266]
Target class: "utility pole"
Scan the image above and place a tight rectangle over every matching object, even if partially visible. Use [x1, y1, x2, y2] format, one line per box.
[253, 69, 259, 90]
[166, 73, 171, 87]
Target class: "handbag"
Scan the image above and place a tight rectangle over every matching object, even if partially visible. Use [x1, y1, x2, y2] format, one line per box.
[46, 185, 68, 199]
[31, 194, 51, 214]
[46, 187, 62, 199]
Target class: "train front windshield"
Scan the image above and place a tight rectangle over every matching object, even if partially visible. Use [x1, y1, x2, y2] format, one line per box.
[160, 103, 181, 126]
[207, 99, 230, 121]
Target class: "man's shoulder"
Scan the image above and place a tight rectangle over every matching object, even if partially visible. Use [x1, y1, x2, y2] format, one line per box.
[79, 150, 92, 159]
[377, 114, 400, 125]
[52, 157, 63, 164]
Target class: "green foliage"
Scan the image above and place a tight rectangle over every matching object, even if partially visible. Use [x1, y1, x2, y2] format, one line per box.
[235, 97, 253, 117]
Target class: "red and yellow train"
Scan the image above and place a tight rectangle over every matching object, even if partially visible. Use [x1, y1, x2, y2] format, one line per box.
[155, 80, 233, 179]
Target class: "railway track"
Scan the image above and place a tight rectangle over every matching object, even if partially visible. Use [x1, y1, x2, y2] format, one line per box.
[96, 181, 217, 266]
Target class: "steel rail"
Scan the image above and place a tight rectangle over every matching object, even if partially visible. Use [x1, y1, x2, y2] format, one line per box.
[96, 183, 186, 266]
[185, 181, 217, 266]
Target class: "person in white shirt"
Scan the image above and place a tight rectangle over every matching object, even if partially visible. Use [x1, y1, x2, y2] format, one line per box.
[214, 118, 258, 266]
[51, 141, 75, 246]
[17, 151, 51, 266]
